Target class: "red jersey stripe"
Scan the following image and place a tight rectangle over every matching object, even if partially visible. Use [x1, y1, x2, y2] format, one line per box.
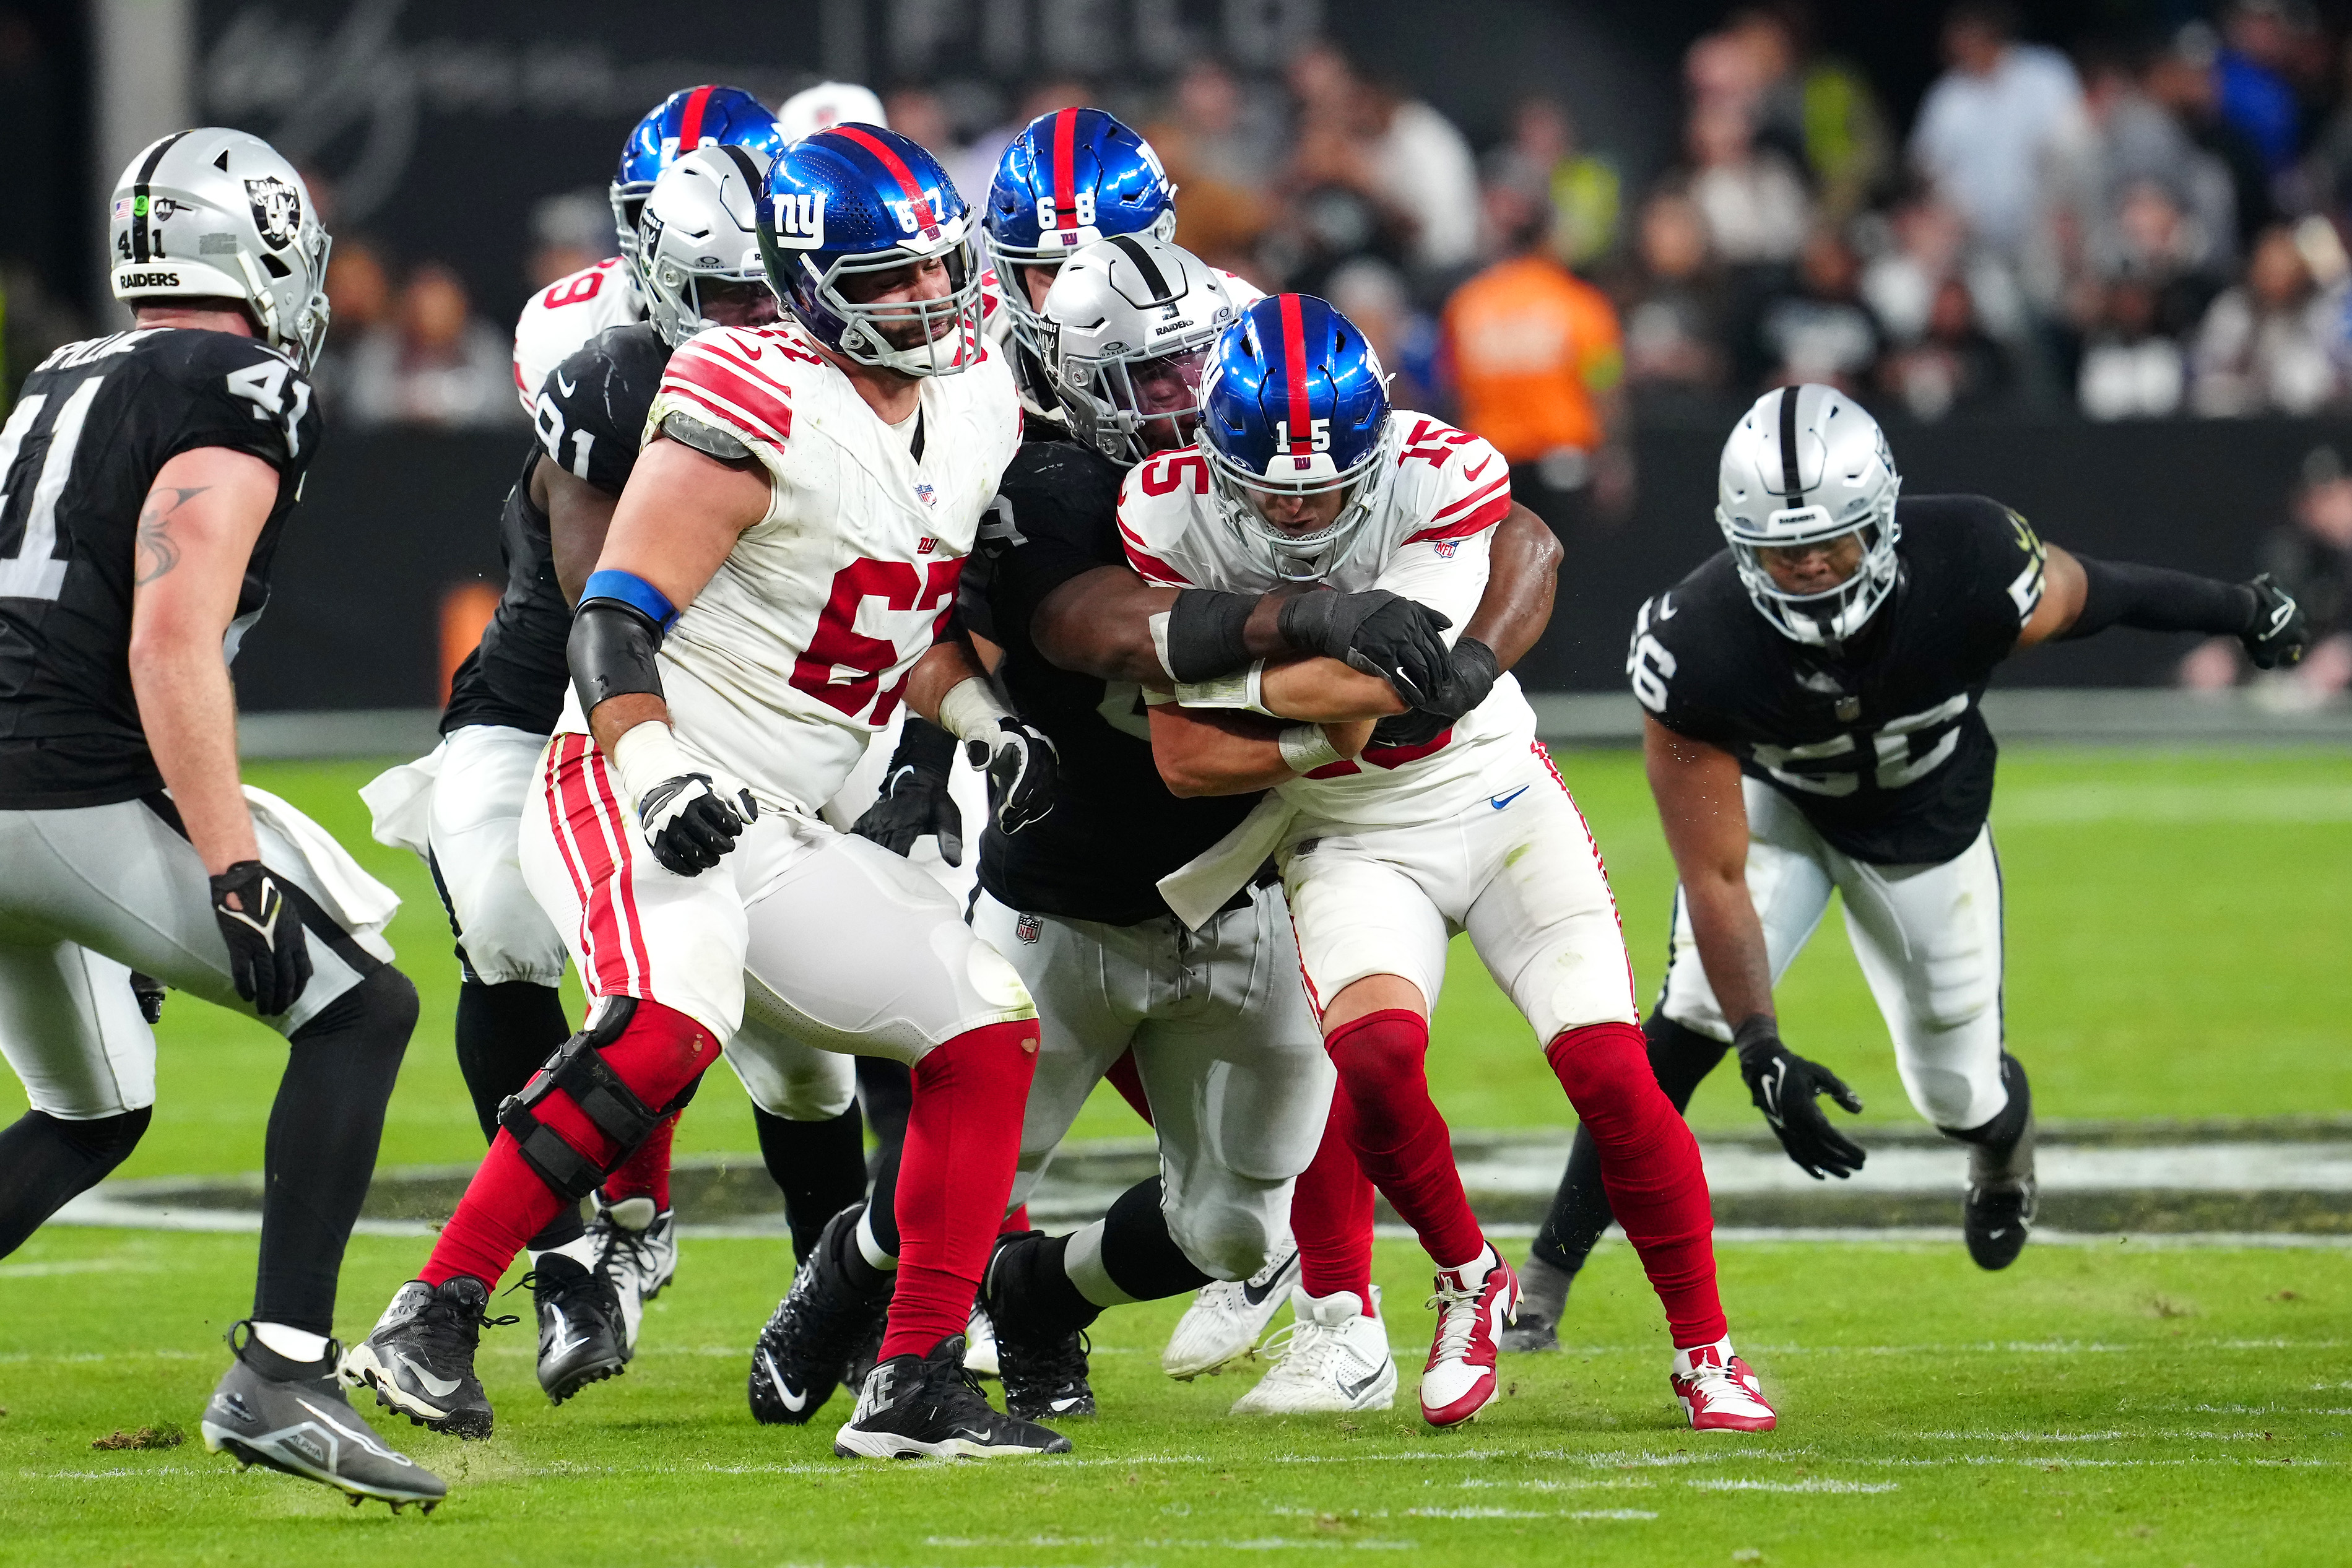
[1405, 492, 1511, 544]
[1428, 472, 1510, 521]
[666, 360, 794, 443]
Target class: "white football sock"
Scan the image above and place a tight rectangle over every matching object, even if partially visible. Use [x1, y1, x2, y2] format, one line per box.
[252, 1321, 330, 1364]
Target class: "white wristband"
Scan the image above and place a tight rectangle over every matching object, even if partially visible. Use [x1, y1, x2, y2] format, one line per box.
[609, 721, 695, 812]
[936, 676, 1014, 747]
[1277, 722, 1342, 774]
[1174, 659, 1268, 714]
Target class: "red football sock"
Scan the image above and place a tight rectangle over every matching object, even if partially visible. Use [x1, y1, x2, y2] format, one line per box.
[879, 1020, 1039, 1361]
[1104, 1047, 1153, 1125]
[1547, 1021, 1725, 1348]
[422, 1000, 719, 1289]
[1326, 1008, 1484, 1271]
[1291, 1080, 1378, 1314]
[998, 1204, 1031, 1236]
[601, 1112, 677, 1210]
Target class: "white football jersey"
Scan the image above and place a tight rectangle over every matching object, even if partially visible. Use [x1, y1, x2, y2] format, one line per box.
[1118, 412, 1531, 826]
[512, 257, 646, 412]
[554, 320, 1023, 818]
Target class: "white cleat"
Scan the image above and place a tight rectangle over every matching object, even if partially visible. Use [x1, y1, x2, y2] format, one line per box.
[963, 1299, 1001, 1379]
[1163, 1247, 1300, 1380]
[1672, 1337, 1778, 1432]
[589, 1193, 677, 1349]
[1419, 1242, 1517, 1429]
[1230, 1286, 1395, 1415]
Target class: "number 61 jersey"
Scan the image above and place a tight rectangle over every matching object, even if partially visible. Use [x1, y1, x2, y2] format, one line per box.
[550, 321, 1023, 816]
[0, 328, 320, 810]
[1627, 493, 2049, 866]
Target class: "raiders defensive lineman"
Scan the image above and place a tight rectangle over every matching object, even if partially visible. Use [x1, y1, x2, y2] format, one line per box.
[0, 129, 440, 1507]
[1505, 383, 2311, 1348]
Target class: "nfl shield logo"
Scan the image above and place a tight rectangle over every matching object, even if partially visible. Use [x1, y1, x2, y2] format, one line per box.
[1434, 539, 1459, 558]
[1015, 914, 1042, 945]
[915, 484, 936, 508]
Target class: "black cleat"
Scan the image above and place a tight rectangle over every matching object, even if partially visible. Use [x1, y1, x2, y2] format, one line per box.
[1958, 1052, 2037, 1271]
[202, 1325, 446, 1509]
[526, 1254, 630, 1405]
[984, 1234, 1095, 1421]
[1499, 1306, 1560, 1353]
[340, 1277, 510, 1439]
[842, 1274, 894, 1396]
[833, 1335, 1073, 1459]
[1965, 1177, 2038, 1270]
[749, 1203, 888, 1426]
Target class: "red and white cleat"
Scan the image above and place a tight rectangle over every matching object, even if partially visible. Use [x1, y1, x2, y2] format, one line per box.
[1418, 1243, 1517, 1428]
[1672, 1338, 1777, 1432]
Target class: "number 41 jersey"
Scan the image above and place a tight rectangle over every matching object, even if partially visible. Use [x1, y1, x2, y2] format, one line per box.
[1628, 494, 2048, 865]
[0, 328, 321, 809]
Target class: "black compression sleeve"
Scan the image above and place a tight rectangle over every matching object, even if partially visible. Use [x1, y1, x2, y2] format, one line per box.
[1164, 588, 1257, 681]
[2063, 556, 2257, 641]
[568, 599, 665, 717]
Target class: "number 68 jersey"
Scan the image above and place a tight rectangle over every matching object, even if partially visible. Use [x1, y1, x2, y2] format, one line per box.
[550, 321, 1023, 817]
[0, 328, 321, 810]
[1627, 493, 2049, 866]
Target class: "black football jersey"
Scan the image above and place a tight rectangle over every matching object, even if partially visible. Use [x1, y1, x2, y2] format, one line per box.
[443, 321, 670, 735]
[1628, 494, 2048, 865]
[966, 439, 1262, 926]
[0, 328, 322, 809]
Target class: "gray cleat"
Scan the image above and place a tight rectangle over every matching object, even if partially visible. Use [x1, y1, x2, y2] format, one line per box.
[202, 1324, 446, 1510]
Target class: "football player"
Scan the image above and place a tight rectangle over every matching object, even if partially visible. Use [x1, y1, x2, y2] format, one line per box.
[0, 130, 441, 1507]
[1504, 384, 2311, 1346]
[344, 125, 1074, 1461]
[368, 145, 879, 1402]
[947, 236, 1566, 1423]
[1124, 295, 1776, 1434]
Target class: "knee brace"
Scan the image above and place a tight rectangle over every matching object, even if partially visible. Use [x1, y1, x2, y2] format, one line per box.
[497, 999, 703, 1203]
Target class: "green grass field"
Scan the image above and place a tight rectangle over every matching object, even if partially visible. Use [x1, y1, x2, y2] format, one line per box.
[1, 744, 2349, 1564]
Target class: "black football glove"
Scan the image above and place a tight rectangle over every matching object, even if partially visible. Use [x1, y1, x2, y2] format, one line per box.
[1277, 589, 1456, 708]
[1368, 638, 1501, 749]
[853, 719, 964, 865]
[637, 771, 757, 876]
[129, 971, 166, 1025]
[208, 860, 311, 1017]
[2242, 573, 2310, 669]
[968, 717, 1059, 836]
[1734, 1016, 1866, 1180]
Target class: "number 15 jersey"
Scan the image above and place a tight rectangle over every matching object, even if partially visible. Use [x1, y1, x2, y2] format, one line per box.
[0, 328, 321, 809]
[552, 321, 1023, 818]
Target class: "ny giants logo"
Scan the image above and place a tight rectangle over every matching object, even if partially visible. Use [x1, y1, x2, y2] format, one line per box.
[770, 191, 828, 249]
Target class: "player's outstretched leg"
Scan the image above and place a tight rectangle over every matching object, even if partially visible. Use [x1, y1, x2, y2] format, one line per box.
[835, 1020, 1071, 1458]
[204, 1322, 447, 1510]
[1546, 1020, 1775, 1432]
[1509, 1015, 1730, 1353]
[1162, 1245, 1299, 1380]
[1322, 1006, 1513, 1427]
[749, 1201, 893, 1425]
[1946, 1052, 2037, 1270]
[345, 997, 720, 1437]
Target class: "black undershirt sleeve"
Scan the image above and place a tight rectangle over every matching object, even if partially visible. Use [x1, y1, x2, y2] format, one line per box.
[2061, 556, 2256, 641]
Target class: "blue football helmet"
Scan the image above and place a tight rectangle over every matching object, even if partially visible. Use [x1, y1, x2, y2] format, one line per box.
[609, 85, 788, 259]
[1197, 293, 1395, 579]
[756, 123, 985, 378]
[984, 108, 1176, 409]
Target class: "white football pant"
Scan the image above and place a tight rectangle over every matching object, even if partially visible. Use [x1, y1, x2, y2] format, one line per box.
[976, 881, 1334, 1283]
[1657, 776, 2008, 1130]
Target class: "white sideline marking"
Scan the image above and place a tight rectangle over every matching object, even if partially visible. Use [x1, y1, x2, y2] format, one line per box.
[1688, 1479, 1899, 1493]
[0, 1257, 160, 1278]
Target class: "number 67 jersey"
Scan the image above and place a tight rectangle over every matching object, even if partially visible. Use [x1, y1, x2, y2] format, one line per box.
[550, 321, 1023, 816]
[0, 327, 320, 809]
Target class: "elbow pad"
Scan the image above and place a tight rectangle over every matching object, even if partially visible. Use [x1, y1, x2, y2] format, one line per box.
[570, 597, 666, 717]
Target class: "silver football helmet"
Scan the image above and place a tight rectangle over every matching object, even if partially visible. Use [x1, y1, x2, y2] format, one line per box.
[109, 128, 331, 372]
[1043, 235, 1238, 466]
[1716, 384, 1903, 646]
[636, 146, 776, 347]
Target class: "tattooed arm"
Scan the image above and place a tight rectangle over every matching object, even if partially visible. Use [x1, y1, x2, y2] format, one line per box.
[127, 446, 282, 874]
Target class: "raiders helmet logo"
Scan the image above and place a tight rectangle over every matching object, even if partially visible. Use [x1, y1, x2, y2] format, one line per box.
[245, 176, 302, 251]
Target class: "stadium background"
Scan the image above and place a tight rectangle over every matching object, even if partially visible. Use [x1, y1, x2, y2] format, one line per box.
[1, 4, 2350, 1562]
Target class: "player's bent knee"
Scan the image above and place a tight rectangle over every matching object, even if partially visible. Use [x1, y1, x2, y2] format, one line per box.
[1904, 1062, 1991, 1128]
[1169, 1189, 1287, 1282]
[500, 997, 715, 1203]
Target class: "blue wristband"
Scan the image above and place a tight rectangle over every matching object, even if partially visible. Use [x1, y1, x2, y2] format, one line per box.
[580, 569, 680, 634]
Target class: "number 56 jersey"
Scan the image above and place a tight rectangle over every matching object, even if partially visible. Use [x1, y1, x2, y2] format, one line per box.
[552, 321, 1023, 817]
[1117, 413, 1534, 826]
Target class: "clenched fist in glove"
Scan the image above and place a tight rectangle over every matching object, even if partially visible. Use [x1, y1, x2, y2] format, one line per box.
[1734, 1014, 1867, 1180]
[853, 716, 964, 865]
[611, 722, 757, 877]
[938, 676, 1059, 836]
[209, 860, 311, 1016]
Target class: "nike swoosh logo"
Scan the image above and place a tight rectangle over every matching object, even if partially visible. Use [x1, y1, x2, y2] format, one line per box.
[1656, 592, 1678, 620]
[1241, 1257, 1296, 1308]
[1489, 786, 1529, 810]
[555, 372, 577, 398]
[760, 1350, 809, 1411]
[1049, 1397, 1084, 1412]
[1462, 456, 1493, 482]
[547, 1305, 588, 1359]
[1760, 1062, 1786, 1129]
[1339, 1366, 1386, 1400]
[394, 1351, 460, 1399]
[293, 1396, 412, 1463]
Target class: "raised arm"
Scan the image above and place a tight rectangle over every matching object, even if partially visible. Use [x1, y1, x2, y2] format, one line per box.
[2016, 541, 2308, 665]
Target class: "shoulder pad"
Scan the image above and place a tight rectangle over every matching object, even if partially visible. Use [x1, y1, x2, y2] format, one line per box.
[661, 411, 752, 462]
